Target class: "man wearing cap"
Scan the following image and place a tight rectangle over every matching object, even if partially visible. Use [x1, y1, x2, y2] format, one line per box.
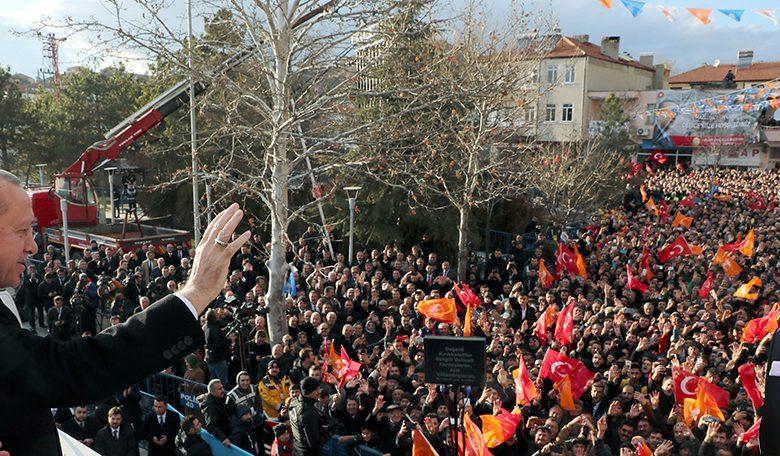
[0, 170, 252, 455]
[259, 360, 291, 419]
[289, 376, 325, 456]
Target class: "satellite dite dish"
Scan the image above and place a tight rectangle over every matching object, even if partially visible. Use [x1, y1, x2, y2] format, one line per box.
[713, 59, 721, 67]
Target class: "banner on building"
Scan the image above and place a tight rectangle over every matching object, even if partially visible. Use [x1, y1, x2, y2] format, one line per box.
[692, 147, 762, 167]
[649, 89, 763, 148]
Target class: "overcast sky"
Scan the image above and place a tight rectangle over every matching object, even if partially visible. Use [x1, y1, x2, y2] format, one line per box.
[1, 0, 778, 77]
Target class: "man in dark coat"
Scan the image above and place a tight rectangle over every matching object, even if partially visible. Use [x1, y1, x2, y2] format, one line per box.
[46, 295, 74, 341]
[289, 376, 326, 456]
[0, 171, 251, 455]
[175, 416, 213, 456]
[142, 395, 180, 456]
[198, 379, 233, 447]
[93, 406, 139, 456]
[60, 405, 99, 449]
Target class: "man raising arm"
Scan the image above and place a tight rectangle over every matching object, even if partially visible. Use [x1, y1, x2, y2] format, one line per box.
[0, 169, 251, 454]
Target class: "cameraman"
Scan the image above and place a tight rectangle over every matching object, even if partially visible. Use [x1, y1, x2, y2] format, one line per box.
[289, 377, 326, 456]
[71, 273, 98, 335]
[204, 309, 231, 386]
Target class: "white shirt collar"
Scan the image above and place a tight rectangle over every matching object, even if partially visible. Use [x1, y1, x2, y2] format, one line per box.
[0, 289, 22, 327]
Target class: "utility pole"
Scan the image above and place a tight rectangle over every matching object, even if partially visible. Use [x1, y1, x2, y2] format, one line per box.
[188, 0, 201, 244]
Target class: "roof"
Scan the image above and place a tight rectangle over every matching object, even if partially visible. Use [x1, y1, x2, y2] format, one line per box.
[546, 36, 655, 72]
[670, 61, 780, 84]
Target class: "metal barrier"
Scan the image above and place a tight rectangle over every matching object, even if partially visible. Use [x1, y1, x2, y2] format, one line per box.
[143, 372, 208, 416]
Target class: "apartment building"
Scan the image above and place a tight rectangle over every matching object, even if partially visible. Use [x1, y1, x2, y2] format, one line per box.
[534, 35, 667, 143]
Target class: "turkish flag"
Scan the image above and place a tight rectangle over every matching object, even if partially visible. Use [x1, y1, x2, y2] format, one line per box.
[534, 306, 556, 345]
[650, 151, 668, 165]
[672, 367, 729, 408]
[412, 428, 440, 456]
[513, 358, 538, 406]
[680, 193, 695, 208]
[740, 418, 761, 444]
[539, 349, 594, 399]
[698, 272, 714, 298]
[555, 243, 579, 275]
[738, 363, 764, 410]
[453, 283, 481, 309]
[657, 236, 692, 263]
[722, 230, 755, 257]
[658, 199, 670, 221]
[554, 300, 575, 346]
[639, 246, 653, 281]
[626, 265, 648, 293]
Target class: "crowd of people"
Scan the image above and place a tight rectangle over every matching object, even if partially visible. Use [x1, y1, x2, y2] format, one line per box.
[14, 167, 780, 456]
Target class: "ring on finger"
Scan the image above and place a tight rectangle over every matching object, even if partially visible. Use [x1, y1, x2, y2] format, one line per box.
[214, 238, 229, 247]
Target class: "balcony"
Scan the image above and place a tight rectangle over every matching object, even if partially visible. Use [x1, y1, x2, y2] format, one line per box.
[760, 126, 780, 144]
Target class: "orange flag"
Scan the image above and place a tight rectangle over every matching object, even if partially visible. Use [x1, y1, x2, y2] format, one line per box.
[573, 244, 587, 278]
[683, 380, 725, 425]
[538, 259, 556, 288]
[689, 243, 704, 256]
[513, 358, 538, 406]
[640, 185, 648, 202]
[671, 212, 693, 228]
[464, 413, 489, 456]
[418, 298, 458, 325]
[687, 8, 712, 25]
[713, 247, 743, 278]
[742, 303, 780, 343]
[740, 229, 755, 257]
[598, 0, 612, 8]
[646, 198, 658, 216]
[481, 409, 522, 448]
[636, 441, 653, 456]
[329, 341, 346, 374]
[413, 428, 440, 456]
[733, 277, 762, 300]
[554, 376, 575, 411]
[464, 305, 474, 337]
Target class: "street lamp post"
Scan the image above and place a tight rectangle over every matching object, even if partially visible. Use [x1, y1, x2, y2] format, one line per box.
[344, 186, 362, 265]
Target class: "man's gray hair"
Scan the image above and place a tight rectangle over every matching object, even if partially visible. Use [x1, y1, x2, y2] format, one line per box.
[207, 378, 223, 394]
[0, 169, 22, 186]
[0, 169, 23, 215]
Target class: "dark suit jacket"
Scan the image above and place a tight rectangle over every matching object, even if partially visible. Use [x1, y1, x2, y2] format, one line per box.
[142, 411, 180, 456]
[60, 415, 99, 444]
[94, 423, 139, 456]
[0, 294, 205, 455]
[47, 305, 75, 340]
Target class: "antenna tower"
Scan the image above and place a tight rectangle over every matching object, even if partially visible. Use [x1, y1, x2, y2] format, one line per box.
[40, 33, 66, 102]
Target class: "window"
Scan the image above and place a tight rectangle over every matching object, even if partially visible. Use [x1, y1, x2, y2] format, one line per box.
[564, 65, 575, 84]
[545, 104, 556, 122]
[524, 105, 537, 123]
[562, 104, 573, 122]
[546, 64, 558, 84]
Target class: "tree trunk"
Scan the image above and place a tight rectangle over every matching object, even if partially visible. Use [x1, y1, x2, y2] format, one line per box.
[264, 1, 292, 346]
[456, 206, 470, 282]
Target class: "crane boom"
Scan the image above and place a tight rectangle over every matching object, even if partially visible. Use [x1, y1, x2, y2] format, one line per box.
[61, 0, 335, 177]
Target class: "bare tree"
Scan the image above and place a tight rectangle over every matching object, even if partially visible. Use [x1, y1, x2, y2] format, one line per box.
[50, 0, 406, 343]
[521, 140, 627, 227]
[355, 1, 556, 281]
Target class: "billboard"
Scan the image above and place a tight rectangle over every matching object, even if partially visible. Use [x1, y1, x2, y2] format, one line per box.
[650, 89, 762, 148]
[692, 147, 763, 167]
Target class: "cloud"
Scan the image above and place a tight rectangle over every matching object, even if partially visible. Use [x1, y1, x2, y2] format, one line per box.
[0, 0, 66, 27]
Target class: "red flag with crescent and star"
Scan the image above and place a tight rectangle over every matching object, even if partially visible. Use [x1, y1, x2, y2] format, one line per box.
[555, 243, 579, 275]
[539, 349, 594, 399]
[650, 151, 668, 165]
[657, 236, 693, 263]
[672, 367, 729, 408]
